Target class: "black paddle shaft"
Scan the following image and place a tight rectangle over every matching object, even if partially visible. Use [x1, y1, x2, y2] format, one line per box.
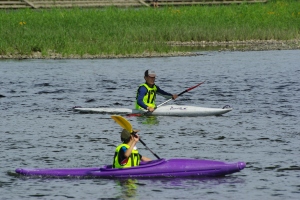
[132, 132, 160, 159]
[139, 138, 160, 159]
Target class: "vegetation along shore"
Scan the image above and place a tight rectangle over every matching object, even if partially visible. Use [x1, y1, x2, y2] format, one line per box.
[0, 0, 299, 59]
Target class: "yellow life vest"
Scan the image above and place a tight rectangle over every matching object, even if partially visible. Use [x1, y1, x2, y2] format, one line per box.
[135, 83, 157, 110]
[113, 144, 140, 168]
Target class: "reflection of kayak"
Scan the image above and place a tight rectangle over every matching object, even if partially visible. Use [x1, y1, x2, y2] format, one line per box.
[16, 158, 245, 178]
[73, 105, 232, 116]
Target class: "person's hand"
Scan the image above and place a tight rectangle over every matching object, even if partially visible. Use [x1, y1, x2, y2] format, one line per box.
[131, 130, 139, 138]
[172, 94, 178, 100]
[132, 133, 140, 142]
[147, 107, 155, 112]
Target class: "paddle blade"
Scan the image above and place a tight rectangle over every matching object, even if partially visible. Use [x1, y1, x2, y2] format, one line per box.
[111, 115, 133, 132]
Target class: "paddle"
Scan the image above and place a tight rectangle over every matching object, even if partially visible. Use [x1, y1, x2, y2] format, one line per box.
[111, 115, 160, 159]
[128, 81, 205, 117]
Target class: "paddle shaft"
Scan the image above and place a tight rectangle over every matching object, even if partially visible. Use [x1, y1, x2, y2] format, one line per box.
[177, 81, 205, 96]
[157, 81, 205, 108]
[132, 132, 160, 159]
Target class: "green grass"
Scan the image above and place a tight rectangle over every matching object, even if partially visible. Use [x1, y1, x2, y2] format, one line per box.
[0, 0, 299, 57]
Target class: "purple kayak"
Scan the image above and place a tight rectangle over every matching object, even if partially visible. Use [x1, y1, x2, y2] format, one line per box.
[16, 158, 246, 178]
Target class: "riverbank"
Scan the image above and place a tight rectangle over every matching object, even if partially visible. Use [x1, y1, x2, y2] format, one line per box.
[1, 39, 299, 59]
[0, 0, 299, 59]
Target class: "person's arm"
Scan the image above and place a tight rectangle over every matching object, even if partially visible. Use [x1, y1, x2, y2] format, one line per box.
[136, 86, 149, 110]
[124, 135, 138, 158]
[156, 85, 178, 100]
[118, 146, 128, 165]
[140, 155, 152, 162]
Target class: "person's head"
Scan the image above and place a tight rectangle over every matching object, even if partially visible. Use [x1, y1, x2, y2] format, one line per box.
[144, 70, 156, 86]
[121, 129, 132, 143]
[121, 129, 139, 143]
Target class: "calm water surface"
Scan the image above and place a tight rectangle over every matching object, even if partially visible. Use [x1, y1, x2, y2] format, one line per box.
[1, 50, 299, 199]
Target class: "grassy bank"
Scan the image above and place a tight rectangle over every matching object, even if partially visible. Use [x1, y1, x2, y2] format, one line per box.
[0, 0, 299, 57]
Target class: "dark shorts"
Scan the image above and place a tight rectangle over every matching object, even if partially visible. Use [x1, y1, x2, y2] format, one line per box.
[153, 0, 158, 2]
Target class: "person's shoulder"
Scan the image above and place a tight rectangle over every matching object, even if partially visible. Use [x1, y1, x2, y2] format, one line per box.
[120, 146, 127, 151]
[139, 84, 146, 88]
[138, 85, 147, 92]
[121, 146, 125, 149]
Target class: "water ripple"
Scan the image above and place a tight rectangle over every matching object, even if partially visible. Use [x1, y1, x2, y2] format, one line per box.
[1, 50, 299, 199]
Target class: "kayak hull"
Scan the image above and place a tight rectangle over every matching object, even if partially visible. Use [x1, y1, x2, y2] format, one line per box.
[73, 105, 232, 116]
[16, 158, 245, 178]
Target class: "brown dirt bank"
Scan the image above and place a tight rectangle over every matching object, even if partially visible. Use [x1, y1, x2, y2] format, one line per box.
[1, 39, 299, 59]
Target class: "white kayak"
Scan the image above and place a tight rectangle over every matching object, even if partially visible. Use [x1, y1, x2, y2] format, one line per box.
[73, 105, 232, 117]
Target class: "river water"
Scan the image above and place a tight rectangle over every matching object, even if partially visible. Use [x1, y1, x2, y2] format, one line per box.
[1, 50, 299, 200]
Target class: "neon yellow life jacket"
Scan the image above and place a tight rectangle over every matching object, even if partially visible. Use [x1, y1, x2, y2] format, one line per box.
[113, 144, 140, 168]
[135, 83, 157, 110]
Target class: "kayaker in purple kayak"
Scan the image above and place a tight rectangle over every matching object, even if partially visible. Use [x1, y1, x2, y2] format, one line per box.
[135, 70, 178, 112]
[15, 115, 246, 178]
[113, 129, 151, 168]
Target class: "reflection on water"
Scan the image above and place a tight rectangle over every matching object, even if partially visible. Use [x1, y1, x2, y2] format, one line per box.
[145, 176, 246, 188]
[136, 116, 160, 126]
[115, 179, 138, 199]
[112, 176, 246, 199]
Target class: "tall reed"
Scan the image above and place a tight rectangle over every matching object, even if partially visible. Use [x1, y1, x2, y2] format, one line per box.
[0, 0, 299, 56]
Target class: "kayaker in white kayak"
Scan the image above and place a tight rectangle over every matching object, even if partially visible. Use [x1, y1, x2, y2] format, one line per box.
[135, 69, 178, 112]
[113, 129, 151, 168]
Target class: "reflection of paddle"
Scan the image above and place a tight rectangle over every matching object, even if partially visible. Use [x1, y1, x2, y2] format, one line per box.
[111, 115, 160, 159]
[128, 81, 205, 117]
